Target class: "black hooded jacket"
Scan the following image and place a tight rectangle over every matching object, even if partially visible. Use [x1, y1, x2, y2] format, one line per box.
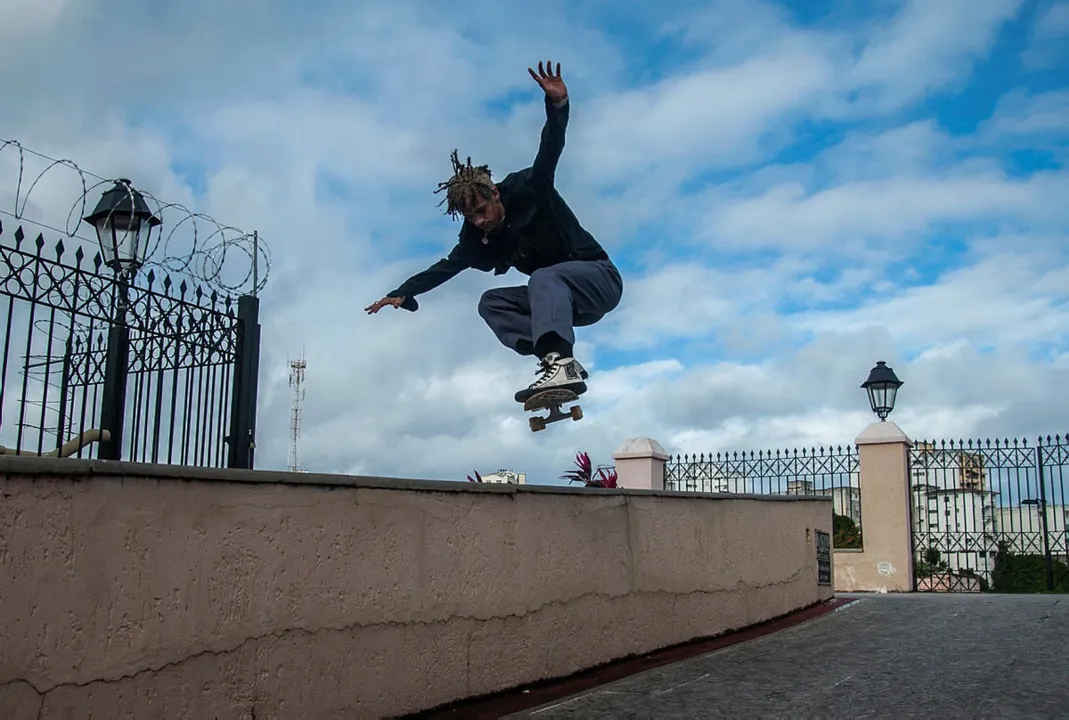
[387, 95, 610, 311]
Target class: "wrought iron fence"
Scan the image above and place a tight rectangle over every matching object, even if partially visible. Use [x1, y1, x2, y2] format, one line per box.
[911, 435, 1069, 593]
[665, 445, 862, 548]
[0, 138, 266, 468]
[0, 221, 260, 466]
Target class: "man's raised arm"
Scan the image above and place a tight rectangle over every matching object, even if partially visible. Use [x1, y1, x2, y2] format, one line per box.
[528, 60, 570, 192]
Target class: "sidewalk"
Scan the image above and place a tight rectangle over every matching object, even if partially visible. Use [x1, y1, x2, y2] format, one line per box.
[509, 593, 1066, 718]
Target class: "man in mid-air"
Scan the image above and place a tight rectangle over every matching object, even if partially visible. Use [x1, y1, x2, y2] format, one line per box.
[365, 60, 623, 404]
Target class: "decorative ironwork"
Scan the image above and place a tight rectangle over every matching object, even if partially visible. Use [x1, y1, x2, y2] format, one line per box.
[665, 445, 863, 548]
[910, 436, 1069, 593]
[2, 227, 238, 374]
[0, 138, 263, 468]
[0, 221, 260, 467]
[0, 137, 271, 298]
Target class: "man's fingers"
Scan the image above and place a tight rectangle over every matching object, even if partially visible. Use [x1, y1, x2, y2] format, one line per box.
[365, 295, 405, 314]
[529, 60, 562, 87]
[530, 60, 561, 80]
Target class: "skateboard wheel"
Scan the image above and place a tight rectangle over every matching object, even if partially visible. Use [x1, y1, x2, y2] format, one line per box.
[570, 406, 583, 421]
[529, 417, 546, 432]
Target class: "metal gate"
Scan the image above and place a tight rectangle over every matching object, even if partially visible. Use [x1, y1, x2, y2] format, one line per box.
[0, 221, 261, 467]
[0, 139, 267, 468]
[910, 435, 1068, 593]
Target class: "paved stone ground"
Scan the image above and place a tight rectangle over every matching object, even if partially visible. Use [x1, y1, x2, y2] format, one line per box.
[508, 593, 1067, 719]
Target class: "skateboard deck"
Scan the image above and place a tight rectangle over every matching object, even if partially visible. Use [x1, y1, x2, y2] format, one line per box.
[523, 388, 583, 432]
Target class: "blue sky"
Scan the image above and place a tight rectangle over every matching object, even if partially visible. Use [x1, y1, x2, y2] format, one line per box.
[0, 0, 1067, 483]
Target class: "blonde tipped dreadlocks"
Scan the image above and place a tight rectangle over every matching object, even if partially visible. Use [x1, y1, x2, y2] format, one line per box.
[434, 149, 495, 219]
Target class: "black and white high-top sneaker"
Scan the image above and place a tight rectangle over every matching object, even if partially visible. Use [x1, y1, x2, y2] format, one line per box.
[514, 352, 589, 403]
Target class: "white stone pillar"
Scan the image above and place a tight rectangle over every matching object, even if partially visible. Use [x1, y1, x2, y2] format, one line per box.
[613, 437, 670, 491]
[836, 420, 915, 592]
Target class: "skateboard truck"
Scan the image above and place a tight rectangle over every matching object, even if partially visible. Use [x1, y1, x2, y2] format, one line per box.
[523, 388, 583, 432]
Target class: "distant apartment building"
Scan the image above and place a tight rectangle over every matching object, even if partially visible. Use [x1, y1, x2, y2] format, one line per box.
[479, 469, 526, 485]
[667, 459, 862, 527]
[994, 504, 1069, 558]
[910, 442, 1000, 585]
[786, 479, 862, 528]
[910, 441, 1068, 589]
[669, 461, 751, 494]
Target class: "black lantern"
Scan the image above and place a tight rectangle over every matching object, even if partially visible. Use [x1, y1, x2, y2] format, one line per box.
[861, 360, 903, 421]
[82, 178, 161, 273]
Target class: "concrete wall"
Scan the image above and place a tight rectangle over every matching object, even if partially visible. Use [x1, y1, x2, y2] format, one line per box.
[612, 427, 921, 595]
[0, 456, 833, 718]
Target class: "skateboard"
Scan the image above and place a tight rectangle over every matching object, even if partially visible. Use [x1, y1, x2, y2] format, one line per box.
[523, 388, 583, 432]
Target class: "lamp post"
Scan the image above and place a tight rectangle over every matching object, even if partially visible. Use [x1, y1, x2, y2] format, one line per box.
[82, 179, 161, 460]
[861, 360, 903, 421]
[82, 178, 161, 274]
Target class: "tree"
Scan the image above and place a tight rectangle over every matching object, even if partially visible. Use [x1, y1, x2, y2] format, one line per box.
[991, 539, 1069, 593]
[833, 513, 862, 549]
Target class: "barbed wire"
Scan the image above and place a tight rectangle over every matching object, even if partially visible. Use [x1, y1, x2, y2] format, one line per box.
[0, 137, 271, 297]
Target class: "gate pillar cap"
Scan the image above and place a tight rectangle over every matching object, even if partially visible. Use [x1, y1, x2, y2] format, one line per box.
[613, 437, 670, 461]
[856, 420, 912, 447]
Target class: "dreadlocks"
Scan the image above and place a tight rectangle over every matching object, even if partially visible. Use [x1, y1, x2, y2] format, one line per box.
[433, 149, 495, 219]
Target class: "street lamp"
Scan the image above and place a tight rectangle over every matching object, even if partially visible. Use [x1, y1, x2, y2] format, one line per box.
[82, 178, 161, 274]
[861, 360, 903, 421]
[80, 178, 160, 461]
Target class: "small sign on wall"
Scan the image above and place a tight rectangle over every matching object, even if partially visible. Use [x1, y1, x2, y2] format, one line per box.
[816, 530, 831, 586]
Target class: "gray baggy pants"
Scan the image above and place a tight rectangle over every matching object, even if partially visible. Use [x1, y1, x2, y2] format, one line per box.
[477, 259, 623, 356]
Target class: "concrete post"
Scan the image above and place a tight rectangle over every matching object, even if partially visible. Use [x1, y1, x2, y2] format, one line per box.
[613, 437, 670, 491]
[834, 420, 915, 592]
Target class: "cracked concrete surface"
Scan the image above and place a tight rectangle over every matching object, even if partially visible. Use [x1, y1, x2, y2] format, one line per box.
[1, 462, 832, 718]
[0, 680, 43, 718]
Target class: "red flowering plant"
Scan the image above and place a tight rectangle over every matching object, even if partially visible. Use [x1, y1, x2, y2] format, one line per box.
[560, 451, 619, 488]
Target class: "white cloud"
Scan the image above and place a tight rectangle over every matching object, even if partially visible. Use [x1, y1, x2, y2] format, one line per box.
[703, 170, 1069, 252]
[799, 240, 1069, 348]
[596, 259, 809, 351]
[978, 89, 1069, 140]
[811, 120, 954, 179]
[1036, 0, 1069, 36]
[571, 44, 837, 182]
[844, 0, 1025, 111]
[0, 0, 70, 62]
[1021, 1, 1069, 67]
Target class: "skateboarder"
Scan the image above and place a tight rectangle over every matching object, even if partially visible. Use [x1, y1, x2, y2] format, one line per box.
[365, 60, 623, 404]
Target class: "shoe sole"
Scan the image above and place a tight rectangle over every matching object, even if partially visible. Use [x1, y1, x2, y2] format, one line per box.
[516, 382, 587, 404]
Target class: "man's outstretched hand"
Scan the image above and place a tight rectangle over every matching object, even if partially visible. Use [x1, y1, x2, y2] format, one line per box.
[528, 60, 567, 104]
[365, 295, 405, 314]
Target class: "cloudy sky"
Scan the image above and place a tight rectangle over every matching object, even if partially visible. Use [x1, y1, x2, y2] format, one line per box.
[1, 0, 1067, 485]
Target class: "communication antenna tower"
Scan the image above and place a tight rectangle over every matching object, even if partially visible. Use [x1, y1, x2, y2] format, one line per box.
[288, 353, 307, 473]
